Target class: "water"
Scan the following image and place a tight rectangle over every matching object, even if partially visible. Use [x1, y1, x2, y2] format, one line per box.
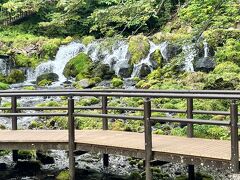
[131, 41, 161, 78]
[0, 58, 9, 75]
[203, 40, 209, 58]
[27, 42, 85, 83]
[183, 44, 197, 72]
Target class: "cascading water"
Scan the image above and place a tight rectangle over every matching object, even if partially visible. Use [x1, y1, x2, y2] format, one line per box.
[131, 41, 161, 78]
[0, 58, 8, 75]
[203, 40, 209, 58]
[27, 42, 85, 83]
[102, 41, 129, 76]
[183, 44, 197, 72]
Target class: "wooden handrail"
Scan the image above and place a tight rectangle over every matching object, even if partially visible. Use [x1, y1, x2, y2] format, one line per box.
[0, 89, 238, 179]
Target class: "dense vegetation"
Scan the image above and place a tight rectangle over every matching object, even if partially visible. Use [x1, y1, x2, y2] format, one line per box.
[0, 0, 239, 179]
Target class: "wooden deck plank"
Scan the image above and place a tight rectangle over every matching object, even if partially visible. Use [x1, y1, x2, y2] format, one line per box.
[0, 130, 234, 161]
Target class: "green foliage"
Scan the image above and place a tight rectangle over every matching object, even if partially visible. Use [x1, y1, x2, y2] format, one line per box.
[56, 170, 70, 180]
[204, 62, 240, 90]
[78, 97, 100, 106]
[0, 82, 9, 90]
[111, 77, 123, 88]
[6, 69, 25, 84]
[37, 79, 52, 86]
[215, 38, 240, 66]
[82, 36, 95, 46]
[180, 0, 240, 31]
[63, 52, 92, 78]
[128, 34, 150, 65]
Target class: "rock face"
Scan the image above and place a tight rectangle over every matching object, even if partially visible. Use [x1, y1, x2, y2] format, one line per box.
[118, 66, 133, 78]
[78, 79, 95, 88]
[36, 151, 54, 165]
[194, 57, 215, 72]
[160, 42, 182, 62]
[36, 73, 59, 84]
[139, 63, 151, 78]
[91, 63, 115, 80]
[149, 49, 163, 69]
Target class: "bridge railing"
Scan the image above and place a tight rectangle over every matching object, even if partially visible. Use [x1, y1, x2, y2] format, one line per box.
[0, 90, 239, 179]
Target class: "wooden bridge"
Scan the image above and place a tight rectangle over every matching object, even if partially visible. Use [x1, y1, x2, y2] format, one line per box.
[0, 89, 240, 180]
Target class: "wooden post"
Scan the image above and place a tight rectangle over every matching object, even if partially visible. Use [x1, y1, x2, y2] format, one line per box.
[144, 98, 152, 180]
[68, 96, 75, 180]
[230, 100, 239, 173]
[102, 96, 109, 167]
[187, 98, 195, 180]
[11, 96, 18, 162]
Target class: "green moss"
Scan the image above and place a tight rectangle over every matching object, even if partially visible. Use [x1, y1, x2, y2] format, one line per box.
[18, 150, 36, 160]
[78, 97, 100, 106]
[82, 36, 95, 46]
[41, 38, 61, 59]
[150, 49, 163, 68]
[111, 78, 123, 88]
[36, 73, 59, 85]
[63, 52, 92, 78]
[62, 36, 74, 45]
[15, 54, 38, 68]
[0, 82, 9, 90]
[152, 32, 192, 44]
[22, 86, 36, 90]
[203, 29, 240, 48]
[215, 38, 240, 66]
[0, 150, 10, 156]
[56, 170, 70, 180]
[37, 79, 52, 87]
[128, 34, 150, 65]
[6, 69, 25, 84]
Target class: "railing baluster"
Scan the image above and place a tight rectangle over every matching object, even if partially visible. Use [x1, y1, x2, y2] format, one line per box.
[230, 100, 239, 173]
[102, 95, 109, 167]
[68, 96, 75, 180]
[187, 98, 193, 137]
[11, 96, 18, 162]
[144, 98, 152, 180]
[187, 98, 195, 179]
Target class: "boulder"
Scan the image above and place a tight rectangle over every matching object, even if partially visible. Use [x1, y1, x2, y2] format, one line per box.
[160, 42, 182, 62]
[138, 63, 151, 78]
[0, 163, 7, 170]
[36, 151, 54, 165]
[77, 78, 96, 88]
[149, 49, 163, 69]
[118, 66, 133, 78]
[194, 57, 215, 72]
[90, 63, 115, 80]
[36, 73, 59, 85]
[63, 52, 92, 78]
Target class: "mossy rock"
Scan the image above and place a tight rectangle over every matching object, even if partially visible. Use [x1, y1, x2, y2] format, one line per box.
[128, 34, 150, 65]
[56, 170, 70, 180]
[0, 82, 9, 90]
[18, 150, 36, 160]
[6, 69, 25, 84]
[15, 54, 38, 68]
[89, 63, 115, 80]
[149, 49, 163, 69]
[37, 79, 52, 87]
[22, 86, 36, 90]
[111, 78, 123, 88]
[82, 36, 95, 46]
[63, 52, 92, 79]
[36, 73, 59, 85]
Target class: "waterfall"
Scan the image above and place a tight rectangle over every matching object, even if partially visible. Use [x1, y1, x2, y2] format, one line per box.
[131, 41, 161, 78]
[0, 58, 8, 75]
[203, 40, 209, 58]
[27, 42, 84, 83]
[183, 44, 197, 72]
[102, 41, 129, 75]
